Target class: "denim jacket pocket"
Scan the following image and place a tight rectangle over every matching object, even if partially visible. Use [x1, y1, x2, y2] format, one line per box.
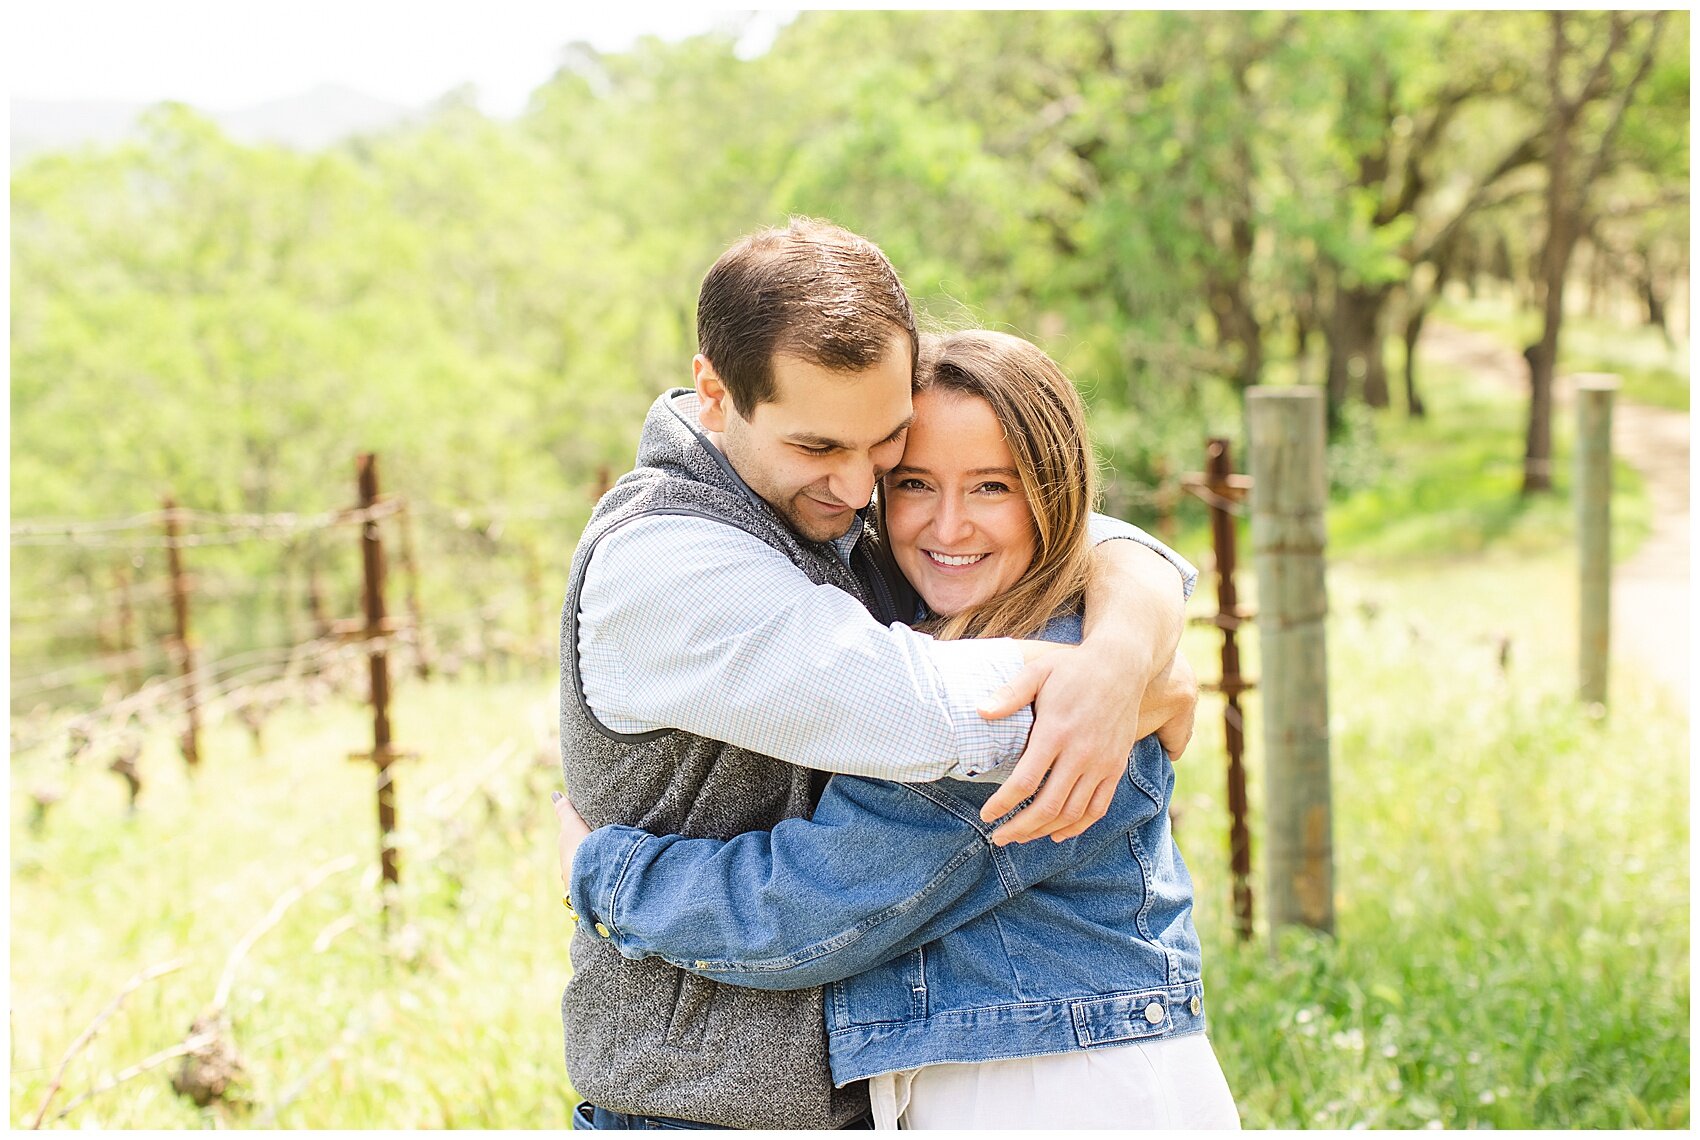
[829, 946, 928, 1029]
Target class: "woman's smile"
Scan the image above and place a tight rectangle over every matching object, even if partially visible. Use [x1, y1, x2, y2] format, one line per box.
[923, 550, 988, 568]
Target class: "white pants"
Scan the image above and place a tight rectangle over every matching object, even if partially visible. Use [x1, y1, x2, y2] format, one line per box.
[868, 1032, 1241, 1130]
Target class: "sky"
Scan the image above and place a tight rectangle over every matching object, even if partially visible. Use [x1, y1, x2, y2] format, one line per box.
[9, 2, 796, 117]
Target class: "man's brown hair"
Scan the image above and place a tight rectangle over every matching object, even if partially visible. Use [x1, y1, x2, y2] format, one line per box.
[696, 217, 919, 415]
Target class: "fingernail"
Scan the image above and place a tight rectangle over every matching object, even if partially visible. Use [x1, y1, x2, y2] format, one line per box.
[551, 790, 564, 803]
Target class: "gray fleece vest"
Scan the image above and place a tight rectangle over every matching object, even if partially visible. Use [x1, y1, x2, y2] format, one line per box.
[558, 389, 904, 1129]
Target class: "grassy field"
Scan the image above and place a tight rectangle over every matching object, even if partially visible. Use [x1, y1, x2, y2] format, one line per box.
[1436, 292, 1691, 412]
[1325, 357, 1653, 565]
[1178, 556, 1688, 1128]
[10, 346, 1689, 1127]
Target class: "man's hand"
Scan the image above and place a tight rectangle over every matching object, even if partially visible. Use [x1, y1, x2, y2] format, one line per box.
[976, 539, 1190, 845]
[976, 646, 1190, 845]
[552, 790, 592, 891]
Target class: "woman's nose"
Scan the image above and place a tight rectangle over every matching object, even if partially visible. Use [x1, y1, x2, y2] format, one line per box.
[932, 497, 973, 544]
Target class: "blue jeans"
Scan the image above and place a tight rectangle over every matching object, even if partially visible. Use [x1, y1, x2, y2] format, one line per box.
[572, 1101, 872, 1130]
[572, 1101, 726, 1130]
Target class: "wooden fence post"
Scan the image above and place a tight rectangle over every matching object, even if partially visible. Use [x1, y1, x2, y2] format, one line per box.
[1247, 389, 1334, 937]
[1576, 375, 1618, 708]
[1206, 440, 1255, 942]
[353, 454, 405, 918]
[162, 497, 200, 770]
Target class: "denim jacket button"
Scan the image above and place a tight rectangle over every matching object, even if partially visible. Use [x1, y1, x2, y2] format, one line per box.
[1144, 1002, 1165, 1025]
[594, 922, 612, 938]
[1190, 996, 1203, 1016]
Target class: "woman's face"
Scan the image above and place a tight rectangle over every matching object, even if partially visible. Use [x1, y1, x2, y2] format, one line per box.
[885, 388, 1038, 617]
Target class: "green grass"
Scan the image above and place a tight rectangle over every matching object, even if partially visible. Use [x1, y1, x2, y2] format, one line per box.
[1325, 358, 1653, 564]
[11, 550, 1686, 1128]
[10, 677, 581, 1128]
[1174, 556, 1689, 1128]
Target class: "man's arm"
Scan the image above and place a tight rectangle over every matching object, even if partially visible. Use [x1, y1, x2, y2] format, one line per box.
[576, 514, 1032, 782]
[979, 521, 1198, 844]
[556, 747, 1163, 989]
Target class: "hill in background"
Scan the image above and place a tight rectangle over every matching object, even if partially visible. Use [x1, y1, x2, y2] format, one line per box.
[11, 83, 419, 164]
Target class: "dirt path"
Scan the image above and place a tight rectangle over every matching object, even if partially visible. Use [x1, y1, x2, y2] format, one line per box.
[1418, 320, 1689, 700]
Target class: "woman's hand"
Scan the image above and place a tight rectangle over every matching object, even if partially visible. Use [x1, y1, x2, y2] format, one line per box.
[1137, 648, 1199, 759]
[552, 790, 592, 891]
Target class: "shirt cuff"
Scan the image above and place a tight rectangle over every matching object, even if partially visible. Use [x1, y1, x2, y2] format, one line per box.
[568, 824, 653, 957]
[925, 636, 1033, 782]
[1086, 514, 1199, 600]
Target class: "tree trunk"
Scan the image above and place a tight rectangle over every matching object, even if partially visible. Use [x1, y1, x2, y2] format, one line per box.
[1210, 279, 1264, 391]
[1491, 233, 1514, 286]
[1293, 274, 1320, 381]
[1402, 304, 1429, 418]
[1524, 11, 1660, 493]
[1636, 248, 1673, 345]
[1526, 17, 1571, 494]
[1523, 341, 1556, 494]
[1325, 283, 1392, 427]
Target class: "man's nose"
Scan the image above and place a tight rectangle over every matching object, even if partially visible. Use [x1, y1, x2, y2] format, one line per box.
[830, 455, 878, 510]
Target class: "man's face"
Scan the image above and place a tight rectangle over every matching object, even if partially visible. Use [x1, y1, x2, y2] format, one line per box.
[696, 336, 914, 543]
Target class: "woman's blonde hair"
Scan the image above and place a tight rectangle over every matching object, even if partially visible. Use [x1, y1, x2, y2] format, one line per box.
[885, 329, 1098, 642]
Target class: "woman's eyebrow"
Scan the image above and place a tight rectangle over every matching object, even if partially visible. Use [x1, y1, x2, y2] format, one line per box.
[887, 465, 1020, 478]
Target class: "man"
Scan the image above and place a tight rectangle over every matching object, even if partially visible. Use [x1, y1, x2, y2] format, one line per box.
[558, 218, 1198, 1129]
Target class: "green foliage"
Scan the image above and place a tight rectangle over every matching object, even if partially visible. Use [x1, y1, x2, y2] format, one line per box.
[1559, 316, 1692, 412]
[1327, 327, 1654, 561]
[12, 13, 1687, 694]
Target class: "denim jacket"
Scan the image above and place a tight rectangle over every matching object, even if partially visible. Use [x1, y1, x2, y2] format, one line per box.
[567, 610, 1206, 1086]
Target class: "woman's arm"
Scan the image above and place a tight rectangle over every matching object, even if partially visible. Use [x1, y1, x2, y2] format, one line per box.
[556, 741, 1165, 991]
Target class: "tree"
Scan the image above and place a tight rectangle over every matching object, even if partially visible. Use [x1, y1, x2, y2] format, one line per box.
[1522, 11, 1667, 494]
[1303, 12, 1546, 425]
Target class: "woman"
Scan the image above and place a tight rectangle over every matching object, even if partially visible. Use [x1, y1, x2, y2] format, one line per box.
[557, 330, 1239, 1129]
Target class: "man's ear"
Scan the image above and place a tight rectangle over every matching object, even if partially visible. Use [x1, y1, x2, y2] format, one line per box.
[694, 355, 732, 433]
